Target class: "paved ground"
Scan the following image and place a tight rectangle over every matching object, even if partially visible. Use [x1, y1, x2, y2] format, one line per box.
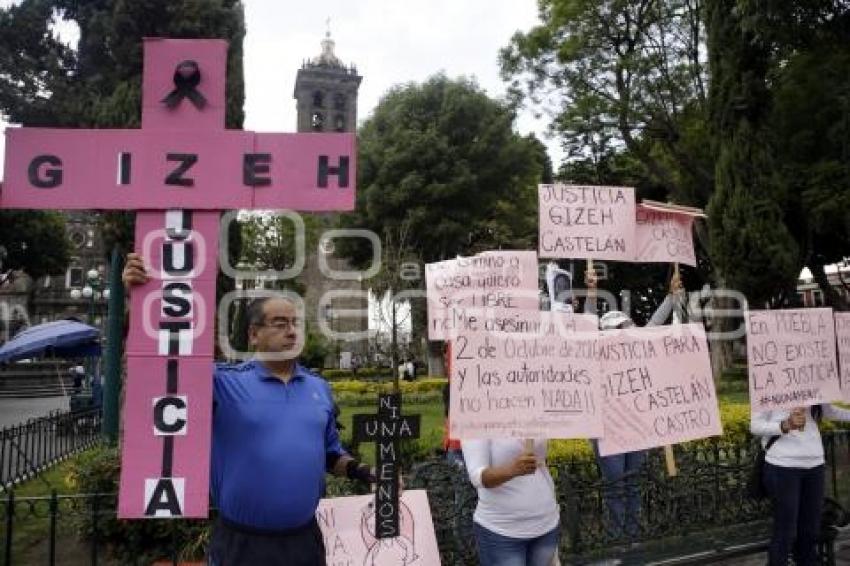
[0, 396, 69, 429]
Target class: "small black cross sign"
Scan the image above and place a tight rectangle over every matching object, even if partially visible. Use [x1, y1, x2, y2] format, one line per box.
[352, 392, 421, 538]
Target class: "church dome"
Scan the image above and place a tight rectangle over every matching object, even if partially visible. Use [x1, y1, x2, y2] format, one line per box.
[310, 31, 345, 68]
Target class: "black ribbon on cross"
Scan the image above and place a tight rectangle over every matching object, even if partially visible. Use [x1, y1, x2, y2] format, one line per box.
[161, 60, 207, 110]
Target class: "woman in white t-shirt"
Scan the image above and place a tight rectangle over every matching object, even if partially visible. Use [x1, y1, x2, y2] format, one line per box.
[461, 439, 560, 566]
[752, 404, 850, 565]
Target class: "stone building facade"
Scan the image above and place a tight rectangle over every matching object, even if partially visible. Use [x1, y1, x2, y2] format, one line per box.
[293, 31, 368, 368]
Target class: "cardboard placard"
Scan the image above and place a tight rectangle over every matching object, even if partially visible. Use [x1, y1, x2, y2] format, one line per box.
[747, 308, 841, 412]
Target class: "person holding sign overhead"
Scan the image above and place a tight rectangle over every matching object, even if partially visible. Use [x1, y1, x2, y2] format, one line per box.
[584, 268, 684, 540]
[752, 404, 850, 565]
[461, 438, 560, 566]
[123, 253, 376, 566]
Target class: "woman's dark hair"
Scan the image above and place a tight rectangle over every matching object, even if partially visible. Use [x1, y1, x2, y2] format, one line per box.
[812, 404, 823, 423]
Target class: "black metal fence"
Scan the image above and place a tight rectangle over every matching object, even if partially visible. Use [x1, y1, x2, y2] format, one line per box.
[2, 431, 850, 565]
[1, 409, 101, 490]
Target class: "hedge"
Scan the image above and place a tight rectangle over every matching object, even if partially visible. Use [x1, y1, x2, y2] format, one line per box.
[330, 378, 447, 395]
[321, 367, 397, 380]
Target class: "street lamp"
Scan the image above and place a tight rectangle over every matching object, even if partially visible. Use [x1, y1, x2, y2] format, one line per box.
[70, 268, 108, 385]
[70, 269, 105, 324]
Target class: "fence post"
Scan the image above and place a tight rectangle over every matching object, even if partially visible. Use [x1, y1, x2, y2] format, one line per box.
[712, 439, 721, 523]
[828, 433, 838, 499]
[4, 490, 13, 566]
[48, 489, 57, 566]
[102, 246, 125, 445]
[90, 494, 99, 566]
[0, 427, 6, 487]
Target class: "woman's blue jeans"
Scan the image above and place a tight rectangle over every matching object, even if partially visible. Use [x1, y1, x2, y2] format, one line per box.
[473, 522, 560, 566]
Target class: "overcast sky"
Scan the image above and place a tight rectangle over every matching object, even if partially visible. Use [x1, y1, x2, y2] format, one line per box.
[0, 0, 561, 171]
[242, 0, 560, 161]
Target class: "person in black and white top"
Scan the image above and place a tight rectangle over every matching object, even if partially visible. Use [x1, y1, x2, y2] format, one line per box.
[462, 439, 560, 566]
[751, 404, 850, 565]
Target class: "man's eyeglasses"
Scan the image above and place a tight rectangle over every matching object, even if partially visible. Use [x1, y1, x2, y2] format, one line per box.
[254, 317, 301, 330]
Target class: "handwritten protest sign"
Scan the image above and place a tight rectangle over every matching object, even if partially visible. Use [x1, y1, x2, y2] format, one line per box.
[635, 203, 697, 267]
[317, 490, 441, 566]
[596, 324, 721, 456]
[747, 308, 841, 412]
[425, 251, 539, 341]
[834, 313, 850, 400]
[539, 184, 636, 261]
[449, 329, 603, 439]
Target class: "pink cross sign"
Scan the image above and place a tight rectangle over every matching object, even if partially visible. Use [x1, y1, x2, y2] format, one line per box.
[0, 39, 356, 519]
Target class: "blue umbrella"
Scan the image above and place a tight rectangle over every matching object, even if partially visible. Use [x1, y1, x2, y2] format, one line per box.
[0, 319, 101, 363]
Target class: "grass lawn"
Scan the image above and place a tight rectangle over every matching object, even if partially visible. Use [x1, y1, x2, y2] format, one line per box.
[337, 401, 446, 464]
[5, 454, 115, 566]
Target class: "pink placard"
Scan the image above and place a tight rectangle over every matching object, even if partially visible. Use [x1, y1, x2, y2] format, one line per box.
[449, 329, 603, 439]
[539, 184, 636, 261]
[425, 251, 540, 341]
[1, 128, 355, 211]
[125, 211, 219, 358]
[596, 324, 721, 456]
[142, 38, 227, 131]
[316, 490, 441, 566]
[119, 209, 219, 518]
[3, 38, 359, 522]
[251, 132, 355, 211]
[635, 204, 696, 267]
[834, 313, 850, 401]
[118, 356, 214, 518]
[747, 308, 841, 412]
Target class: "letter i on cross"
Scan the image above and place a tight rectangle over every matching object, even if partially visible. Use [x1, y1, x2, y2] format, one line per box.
[0, 38, 356, 518]
[352, 392, 421, 538]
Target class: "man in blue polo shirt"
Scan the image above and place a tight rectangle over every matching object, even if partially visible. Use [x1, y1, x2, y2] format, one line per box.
[123, 254, 374, 566]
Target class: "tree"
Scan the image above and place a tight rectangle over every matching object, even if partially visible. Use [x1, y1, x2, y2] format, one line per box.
[704, 0, 850, 308]
[768, 20, 850, 309]
[336, 75, 546, 371]
[0, 0, 245, 129]
[340, 74, 547, 267]
[501, 0, 713, 207]
[705, 0, 800, 307]
[0, 0, 246, 271]
[0, 211, 70, 284]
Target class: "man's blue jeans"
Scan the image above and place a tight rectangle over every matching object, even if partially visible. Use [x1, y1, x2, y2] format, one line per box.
[592, 441, 646, 540]
[473, 522, 560, 566]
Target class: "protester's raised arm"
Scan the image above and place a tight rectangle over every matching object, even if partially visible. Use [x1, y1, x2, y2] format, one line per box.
[647, 271, 685, 327]
[583, 268, 598, 315]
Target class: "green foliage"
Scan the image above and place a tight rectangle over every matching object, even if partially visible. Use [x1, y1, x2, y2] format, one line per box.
[0, 0, 245, 129]
[501, 0, 713, 206]
[338, 74, 546, 268]
[301, 330, 331, 369]
[705, 0, 800, 306]
[330, 377, 447, 395]
[322, 367, 395, 379]
[66, 445, 210, 563]
[0, 210, 70, 280]
[505, 0, 850, 307]
[769, 35, 850, 306]
[0, 0, 246, 262]
[236, 211, 324, 294]
[334, 390, 442, 407]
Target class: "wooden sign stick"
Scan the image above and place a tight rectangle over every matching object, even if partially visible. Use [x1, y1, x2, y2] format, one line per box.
[663, 261, 682, 477]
